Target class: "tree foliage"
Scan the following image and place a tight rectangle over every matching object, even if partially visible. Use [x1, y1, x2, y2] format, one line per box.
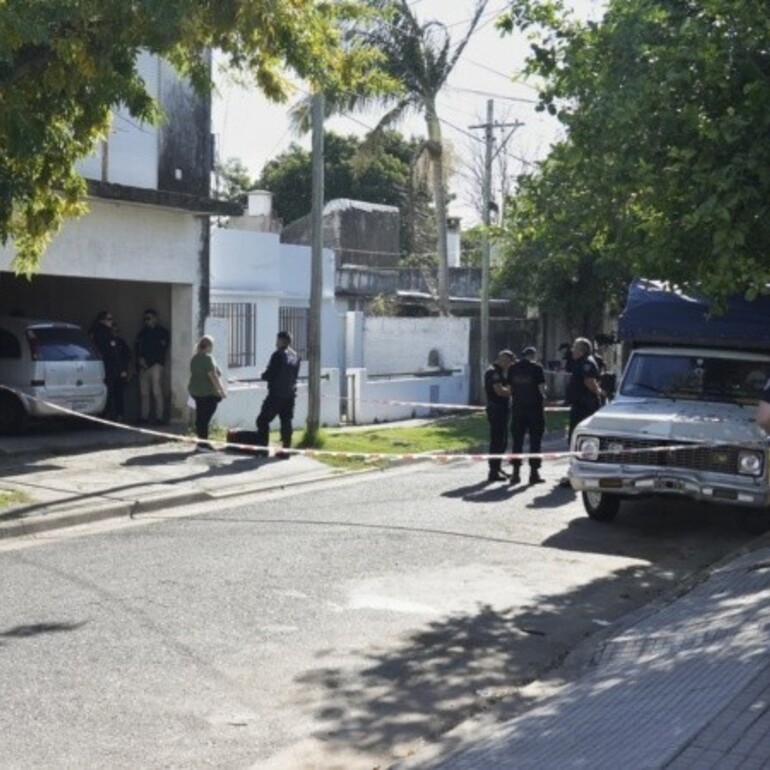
[214, 157, 256, 205]
[258, 130, 434, 258]
[294, 0, 490, 313]
[0, 0, 387, 273]
[497, 0, 770, 308]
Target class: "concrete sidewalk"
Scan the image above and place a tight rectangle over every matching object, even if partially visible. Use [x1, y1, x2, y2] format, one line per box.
[397, 537, 770, 770]
[0, 422, 342, 539]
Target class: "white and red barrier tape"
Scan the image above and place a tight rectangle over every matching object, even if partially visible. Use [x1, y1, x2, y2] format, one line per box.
[0, 385, 746, 465]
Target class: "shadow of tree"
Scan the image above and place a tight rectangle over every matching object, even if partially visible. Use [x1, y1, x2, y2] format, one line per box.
[291, 555, 725, 762]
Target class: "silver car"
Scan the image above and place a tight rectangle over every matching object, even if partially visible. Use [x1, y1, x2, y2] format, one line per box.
[0, 317, 107, 433]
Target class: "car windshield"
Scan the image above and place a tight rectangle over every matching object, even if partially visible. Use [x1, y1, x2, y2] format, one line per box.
[26, 327, 100, 362]
[621, 352, 770, 404]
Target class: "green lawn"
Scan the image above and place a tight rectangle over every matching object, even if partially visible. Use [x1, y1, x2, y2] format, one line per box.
[0, 490, 30, 510]
[316, 410, 569, 470]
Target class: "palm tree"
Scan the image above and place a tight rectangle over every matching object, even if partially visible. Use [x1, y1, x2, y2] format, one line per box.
[295, 0, 490, 315]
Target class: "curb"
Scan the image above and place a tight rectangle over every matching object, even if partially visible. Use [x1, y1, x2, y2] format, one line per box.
[0, 467, 377, 540]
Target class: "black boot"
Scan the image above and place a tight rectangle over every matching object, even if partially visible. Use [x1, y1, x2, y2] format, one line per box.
[529, 468, 544, 485]
[510, 467, 521, 485]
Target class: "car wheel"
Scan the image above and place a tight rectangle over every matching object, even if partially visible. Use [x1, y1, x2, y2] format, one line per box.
[0, 392, 27, 435]
[582, 490, 620, 522]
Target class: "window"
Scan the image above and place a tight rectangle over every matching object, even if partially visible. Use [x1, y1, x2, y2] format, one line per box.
[26, 327, 100, 361]
[210, 303, 257, 367]
[279, 306, 308, 359]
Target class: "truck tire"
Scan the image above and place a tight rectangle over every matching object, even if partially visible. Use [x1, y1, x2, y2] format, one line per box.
[0, 392, 27, 435]
[582, 490, 620, 522]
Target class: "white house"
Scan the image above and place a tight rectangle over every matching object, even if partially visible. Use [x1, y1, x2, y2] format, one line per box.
[0, 51, 237, 420]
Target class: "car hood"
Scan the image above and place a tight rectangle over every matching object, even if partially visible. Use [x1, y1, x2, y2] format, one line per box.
[578, 398, 765, 445]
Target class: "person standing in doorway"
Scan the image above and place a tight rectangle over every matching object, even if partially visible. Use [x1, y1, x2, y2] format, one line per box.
[188, 335, 226, 452]
[255, 331, 300, 457]
[107, 323, 133, 422]
[508, 346, 547, 485]
[485, 349, 515, 482]
[135, 308, 169, 424]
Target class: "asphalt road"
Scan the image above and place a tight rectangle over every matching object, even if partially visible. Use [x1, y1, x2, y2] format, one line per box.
[0, 457, 757, 770]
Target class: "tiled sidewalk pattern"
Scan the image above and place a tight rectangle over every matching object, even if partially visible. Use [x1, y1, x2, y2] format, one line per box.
[420, 552, 770, 769]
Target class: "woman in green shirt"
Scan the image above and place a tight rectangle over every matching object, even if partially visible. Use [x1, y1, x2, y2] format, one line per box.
[188, 335, 226, 451]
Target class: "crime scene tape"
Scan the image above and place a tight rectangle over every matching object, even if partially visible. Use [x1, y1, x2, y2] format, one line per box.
[321, 393, 570, 413]
[0, 385, 741, 465]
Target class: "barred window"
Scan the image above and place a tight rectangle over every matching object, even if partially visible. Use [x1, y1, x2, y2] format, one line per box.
[279, 306, 308, 359]
[210, 302, 257, 367]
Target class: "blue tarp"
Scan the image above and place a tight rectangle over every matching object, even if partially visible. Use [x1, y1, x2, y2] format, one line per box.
[618, 280, 770, 349]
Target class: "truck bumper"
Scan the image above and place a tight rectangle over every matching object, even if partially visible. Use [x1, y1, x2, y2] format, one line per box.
[569, 461, 770, 509]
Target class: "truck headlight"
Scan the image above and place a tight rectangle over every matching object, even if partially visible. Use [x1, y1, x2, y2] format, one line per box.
[738, 450, 763, 476]
[577, 436, 601, 461]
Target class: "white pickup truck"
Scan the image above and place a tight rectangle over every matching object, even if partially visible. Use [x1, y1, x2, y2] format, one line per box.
[568, 281, 770, 522]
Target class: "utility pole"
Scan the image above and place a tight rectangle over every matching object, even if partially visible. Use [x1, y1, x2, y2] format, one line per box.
[469, 102, 523, 402]
[306, 92, 324, 442]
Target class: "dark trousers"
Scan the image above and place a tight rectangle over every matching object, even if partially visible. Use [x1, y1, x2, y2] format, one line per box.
[105, 377, 125, 419]
[487, 406, 510, 473]
[569, 405, 597, 445]
[255, 393, 296, 448]
[193, 395, 220, 445]
[511, 410, 545, 469]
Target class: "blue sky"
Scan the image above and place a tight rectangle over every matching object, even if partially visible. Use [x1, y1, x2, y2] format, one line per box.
[212, 0, 604, 225]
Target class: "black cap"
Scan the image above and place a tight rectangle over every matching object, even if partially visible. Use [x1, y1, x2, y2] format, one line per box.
[522, 346, 537, 357]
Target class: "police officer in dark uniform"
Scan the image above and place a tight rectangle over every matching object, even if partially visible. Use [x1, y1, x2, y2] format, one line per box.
[567, 337, 603, 439]
[485, 349, 515, 482]
[255, 331, 301, 457]
[508, 346, 547, 485]
[559, 337, 603, 486]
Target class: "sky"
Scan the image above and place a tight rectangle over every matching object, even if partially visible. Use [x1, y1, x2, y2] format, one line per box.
[211, 0, 605, 227]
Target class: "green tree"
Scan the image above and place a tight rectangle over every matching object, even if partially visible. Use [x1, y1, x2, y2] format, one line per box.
[214, 157, 255, 205]
[258, 129, 434, 257]
[498, 0, 770, 305]
[296, 0, 490, 314]
[0, 0, 387, 273]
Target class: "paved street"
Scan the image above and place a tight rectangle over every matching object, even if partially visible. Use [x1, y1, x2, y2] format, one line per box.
[0, 457, 756, 769]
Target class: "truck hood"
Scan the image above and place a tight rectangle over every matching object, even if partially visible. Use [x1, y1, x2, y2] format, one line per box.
[578, 398, 765, 445]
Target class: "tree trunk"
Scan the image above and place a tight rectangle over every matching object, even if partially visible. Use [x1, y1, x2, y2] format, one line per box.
[425, 103, 450, 316]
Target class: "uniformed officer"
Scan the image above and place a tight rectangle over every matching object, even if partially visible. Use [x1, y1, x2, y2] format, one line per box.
[255, 331, 301, 457]
[559, 337, 603, 486]
[567, 337, 603, 439]
[508, 346, 547, 485]
[485, 349, 515, 482]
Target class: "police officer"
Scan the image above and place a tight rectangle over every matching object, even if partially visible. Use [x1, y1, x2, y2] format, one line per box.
[559, 337, 603, 486]
[567, 337, 603, 438]
[508, 346, 547, 485]
[255, 331, 301, 458]
[485, 349, 515, 482]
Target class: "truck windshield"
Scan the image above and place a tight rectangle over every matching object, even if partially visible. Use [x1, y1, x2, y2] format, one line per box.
[621, 352, 770, 404]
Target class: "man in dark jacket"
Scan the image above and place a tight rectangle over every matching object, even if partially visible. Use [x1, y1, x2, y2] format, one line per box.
[135, 308, 169, 424]
[485, 349, 515, 482]
[255, 331, 301, 457]
[508, 346, 547, 485]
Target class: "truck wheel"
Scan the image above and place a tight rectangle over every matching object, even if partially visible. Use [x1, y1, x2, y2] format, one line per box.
[0, 392, 27, 435]
[582, 491, 620, 522]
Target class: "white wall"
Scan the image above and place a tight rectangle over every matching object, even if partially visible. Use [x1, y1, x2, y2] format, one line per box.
[347, 367, 470, 424]
[210, 227, 338, 371]
[0, 199, 201, 285]
[362, 317, 470, 375]
[213, 369, 341, 431]
[76, 51, 159, 189]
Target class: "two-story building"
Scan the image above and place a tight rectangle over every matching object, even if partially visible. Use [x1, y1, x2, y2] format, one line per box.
[0, 51, 238, 420]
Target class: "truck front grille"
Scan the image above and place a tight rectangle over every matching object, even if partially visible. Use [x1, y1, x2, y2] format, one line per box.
[599, 438, 741, 475]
